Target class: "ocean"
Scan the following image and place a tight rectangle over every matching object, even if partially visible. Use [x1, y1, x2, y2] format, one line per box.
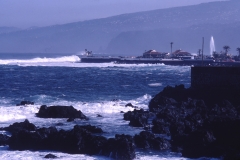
[0, 52, 208, 160]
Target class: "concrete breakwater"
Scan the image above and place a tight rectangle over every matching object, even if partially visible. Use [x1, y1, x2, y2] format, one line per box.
[191, 66, 240, 89]
[79, 56, 240, 66]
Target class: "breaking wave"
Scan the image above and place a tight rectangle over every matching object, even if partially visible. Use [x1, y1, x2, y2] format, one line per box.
[0, 55, 80, 65]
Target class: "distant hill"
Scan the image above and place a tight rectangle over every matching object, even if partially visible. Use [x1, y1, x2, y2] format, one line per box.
[0, 27, 21, 34]
[106, 22, 240, 55]
[0, 0, 239, 55]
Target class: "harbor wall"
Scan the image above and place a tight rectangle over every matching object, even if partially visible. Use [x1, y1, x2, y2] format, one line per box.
[191, 66, 240, 89]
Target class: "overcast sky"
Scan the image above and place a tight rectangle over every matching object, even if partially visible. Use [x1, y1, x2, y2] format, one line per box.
[0, 0, 225, 29]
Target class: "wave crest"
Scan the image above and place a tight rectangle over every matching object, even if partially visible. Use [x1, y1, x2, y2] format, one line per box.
[0, 55, 80, 65]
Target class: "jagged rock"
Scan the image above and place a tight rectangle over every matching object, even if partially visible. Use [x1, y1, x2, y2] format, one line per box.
[149, 96, 178, 112]
[67, 118, 75, 122]
[8, 122, 135, 160]
[124, 109, 154, 127]
[148, 84, 240, 158]
[8, 124, 105, 153]
[125, 103, 138, 108]
[134, 131, 171, 150]
[152, 119, 170, 135]
[102, 134, 135, 160]
[44, 153, 57, 158]
[75, 125, 103, 133]
[174, 130, 218, 158]
[16, 101, 34, 106]
[125, 103, 133, 107]
[97, 114, 103, 117]
[0, 134, 9, 146]
[1, 119, 36, 134]
[36, 105, 88, 119]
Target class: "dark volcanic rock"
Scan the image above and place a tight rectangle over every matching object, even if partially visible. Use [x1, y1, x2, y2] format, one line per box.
[16, 101, 34, 106]
[102, 134, 135, 160]
[8, 121, 135, 160]
[0, 134, 9, 146]
[97, 114, 103, 117]
[76, 125, 103, 133]
[149, 96, 178, 112]
[148, 84, 240, 159]
[125, 103, 134, 107]
[152, 119, 170, 135]
[134, 131, 171, 150]
[36, 105, 88, 119]
[67, 118, 75, 122]
[44, 153, 57, 158]
[124, 109, 155, 127]
[8, 124, 106, 153]
[2, 119, 36, 134]
[125, 103, 138, 108]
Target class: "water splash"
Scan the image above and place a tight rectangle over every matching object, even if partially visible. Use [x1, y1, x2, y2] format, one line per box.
[0, 55, 80, 65]
[210, 36, 216, 56]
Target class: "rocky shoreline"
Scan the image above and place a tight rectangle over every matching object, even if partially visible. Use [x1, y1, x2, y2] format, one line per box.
[1, 85, 240, 159]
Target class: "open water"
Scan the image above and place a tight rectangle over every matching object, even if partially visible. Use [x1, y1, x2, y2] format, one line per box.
[0, 53, 214, 160]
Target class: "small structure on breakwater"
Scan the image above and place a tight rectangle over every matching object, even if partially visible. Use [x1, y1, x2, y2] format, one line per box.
[191, 66, 240, 89]
[142, 50, 168, 58]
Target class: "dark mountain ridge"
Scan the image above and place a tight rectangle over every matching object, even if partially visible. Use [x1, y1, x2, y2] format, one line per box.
[0, 0, 239, 55]
[0, 27, 21, 34]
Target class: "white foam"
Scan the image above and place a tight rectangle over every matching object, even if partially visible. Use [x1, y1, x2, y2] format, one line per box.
[0, 94, 151, 130]
[0, 55, 168, 68]
[0, 105, 38, 123]
[0, 149, 104, 160]
[148, 83, 162, 87]
[0, 55, 80, 65]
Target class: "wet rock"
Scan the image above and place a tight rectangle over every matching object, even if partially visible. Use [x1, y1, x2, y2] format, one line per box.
[97, 114, 103, 117]
[9, 129, 42, 150]
[134, 131, 171, 150]
[0, 134, 9, 146]
[67, 118, 75, 122]
[36, 105, 88, 119]
[55, 123, 64, 126]
[102, 134, 135, 160]
[175, 130, 218, 158]
[124, 109, 154, 127]
[7, 122, 135, 159]
[149, 96, 178, 112]
[125, 103, 138, 108]
[111, 99, 120, 102]
[75, 125, 103, 133]
[2, 119, 36, 134]
[44, 153, 57, 158]
[152, 119, 170, 135]
[8, 124, 106, 154]
[16, 101, 34, 106]
[147, 84, 240, 158]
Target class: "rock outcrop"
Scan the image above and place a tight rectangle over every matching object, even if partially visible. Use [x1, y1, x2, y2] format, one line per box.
[36, 105, 88, 119]
[0, 134, 9, 146]
[16, 101, 34, 106]
[134, 131, 171, 150]
[5, 120, 135, 160]
[123, 109, 154, 127]
[1, 119, 36, 134]
[148, 85, 240, 159]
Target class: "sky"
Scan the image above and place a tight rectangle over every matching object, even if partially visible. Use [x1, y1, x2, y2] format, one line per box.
[0, 0, 225, 29]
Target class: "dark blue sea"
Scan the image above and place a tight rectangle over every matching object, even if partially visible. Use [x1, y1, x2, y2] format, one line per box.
[0, 53, 215, 159]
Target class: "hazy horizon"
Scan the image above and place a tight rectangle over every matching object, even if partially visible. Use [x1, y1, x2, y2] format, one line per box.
[1, 0, 226, 29]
